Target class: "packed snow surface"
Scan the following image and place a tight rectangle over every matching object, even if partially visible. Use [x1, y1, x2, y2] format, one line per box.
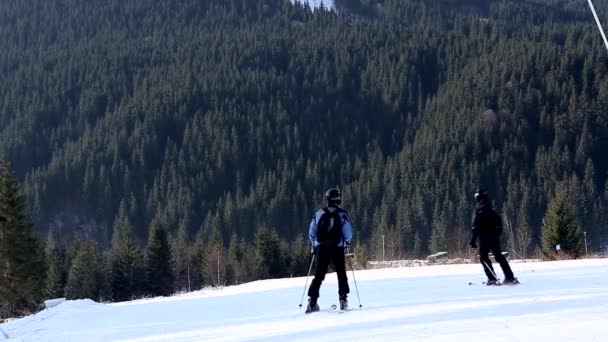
[2, 259, 607, 341]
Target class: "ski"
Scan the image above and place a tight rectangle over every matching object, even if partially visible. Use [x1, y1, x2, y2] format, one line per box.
[501, 278, 521, 286]
[470, 278, 520, 286]
[304, 304, 354, 314]
[466, 280, 501, 286]
[482, 281, 502, 286]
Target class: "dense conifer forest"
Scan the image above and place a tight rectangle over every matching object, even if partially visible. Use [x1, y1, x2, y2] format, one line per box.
[2, 0, 608, 311]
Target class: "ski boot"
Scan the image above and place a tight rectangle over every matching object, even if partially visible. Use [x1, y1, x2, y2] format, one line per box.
[339, 294, 348, 311]
[485, 279, 500, 286]
[305, 297, 319, 314]
[502, 277, 520, 285]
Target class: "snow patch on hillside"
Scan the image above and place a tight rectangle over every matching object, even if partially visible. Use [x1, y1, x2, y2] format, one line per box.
[292, 0, 334, 10]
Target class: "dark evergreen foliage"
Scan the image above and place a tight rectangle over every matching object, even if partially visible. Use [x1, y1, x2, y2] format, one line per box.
[45, 229, 67, 299]
[254, 229, 290, 279]
[0, 159, 45, 318]
[542, 184, 584, 258]
[64, 240, 105, 301]
[110, 216, 144, 301]
[0, 0, 607, 305]
[145, 218, 175, 297]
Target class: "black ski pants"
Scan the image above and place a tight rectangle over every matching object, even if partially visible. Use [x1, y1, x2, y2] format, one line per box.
[308, 245, 350, 299]
[480, 237, 514, 281]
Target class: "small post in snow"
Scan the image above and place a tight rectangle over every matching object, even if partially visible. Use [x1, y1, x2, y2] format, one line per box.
[187, 266, 191, 292]
[584, 231, 588, 255]
[217, 249, 221, 286]
[382, 234, 385, 261]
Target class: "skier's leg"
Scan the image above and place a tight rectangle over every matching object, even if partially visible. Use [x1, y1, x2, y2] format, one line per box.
[491, 240, 514, 281]
[479, 241, 497, 281]
[308, 246, 330, 300]
[332, 247, 350, 298]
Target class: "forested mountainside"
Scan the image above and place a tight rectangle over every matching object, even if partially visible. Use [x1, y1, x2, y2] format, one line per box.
[2, 0, 608, 262]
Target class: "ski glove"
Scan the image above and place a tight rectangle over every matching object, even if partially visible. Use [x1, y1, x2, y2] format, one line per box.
[469, 240, 477, 249]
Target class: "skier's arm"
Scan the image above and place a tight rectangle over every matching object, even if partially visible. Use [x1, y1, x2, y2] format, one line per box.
[470, 212, 479, 246]
[341, 212, 353, 245]
[309, 214, 319, 248]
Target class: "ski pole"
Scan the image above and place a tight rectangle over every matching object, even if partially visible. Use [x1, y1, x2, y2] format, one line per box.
[481, 259, 498, 281]
[298, 254, 316, 308]
[348, 254, 362, 308]
[0, 326, 9, 340]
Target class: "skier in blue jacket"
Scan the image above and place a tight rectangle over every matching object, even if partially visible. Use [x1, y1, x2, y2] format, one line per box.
[306, 188, 353, 313]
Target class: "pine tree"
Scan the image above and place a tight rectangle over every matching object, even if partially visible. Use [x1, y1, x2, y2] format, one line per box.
[110, 216, 144, 301]
[0, 159, 45, 317]
[191, 228, 208, 289]
[45, 229, 66, 298]
[430, 205, 447, 253]
[64, 240, 103, 300]
[515, 192, 532, 259]
[254, 229, 289, 279]
[353, 241, 369, 269]
[171, 220, 190, 292]
[370, 222, 386, 261]
[144, 217, 174, 297]
[206, 226, 225, 286]
[542, 188, 583, 259]
[225, 233, 244, 285]
[289, 234, 311, 277]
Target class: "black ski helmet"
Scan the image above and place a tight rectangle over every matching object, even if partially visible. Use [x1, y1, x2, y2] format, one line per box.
[325, 188, 342, 206]
[474, 188, 488, 202]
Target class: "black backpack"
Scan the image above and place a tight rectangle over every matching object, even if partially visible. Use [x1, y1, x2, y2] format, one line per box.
[316, 207, 344, 246]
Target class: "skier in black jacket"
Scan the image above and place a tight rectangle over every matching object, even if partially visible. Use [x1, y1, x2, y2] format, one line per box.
[305, 188, 353, 313]
[470, 189, 518, 285]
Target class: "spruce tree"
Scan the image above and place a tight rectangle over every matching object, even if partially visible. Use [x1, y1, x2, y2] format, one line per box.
[206, 226, 225, 286]
[145, 218, 174, 297]
[225, 233, 244, 285]
[110, 216, 144, 301]
[430, 206, 447, 253]
[170, 220, 190, 292]
[542, 188, 584, 259]
[191, 228, 208, 289]
[353, 241, 369, 269]
[0, 159, 45, 317]
[289, 234, 311, 277]
[254, 229, 289, 279]
[45, 229, 66, 298]
[64, 240, 103, 300]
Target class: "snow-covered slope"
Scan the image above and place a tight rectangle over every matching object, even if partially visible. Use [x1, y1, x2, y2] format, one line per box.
[2, 259, 608, 341]
[292, 0, 334, 10]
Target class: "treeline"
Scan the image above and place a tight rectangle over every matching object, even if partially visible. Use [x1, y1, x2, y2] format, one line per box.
[2, 157, 319, 318]
[44, 214, 315, 304]
[1, 0, 608, 313]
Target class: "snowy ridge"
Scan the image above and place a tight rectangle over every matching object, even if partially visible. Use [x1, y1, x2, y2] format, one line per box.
[291, 0, 334, 10]
[2, 259, 608, 341]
